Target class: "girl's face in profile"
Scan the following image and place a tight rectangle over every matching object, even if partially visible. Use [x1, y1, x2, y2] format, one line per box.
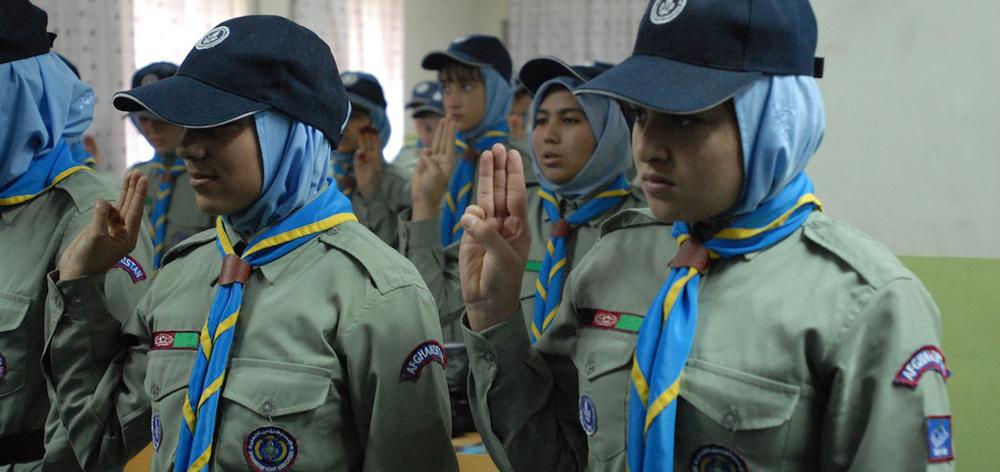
[176, 117, 263, 215]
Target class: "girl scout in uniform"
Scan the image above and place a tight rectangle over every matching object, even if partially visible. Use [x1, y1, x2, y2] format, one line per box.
[43, 16, 458, 472]
[400, 34, 535, 340]
[331, 71, 411, 248]
[0, 1, 153, 469]
[457, 0, 953, 470]
[393, 80, 445, 178]
[127, 62, 214, 270]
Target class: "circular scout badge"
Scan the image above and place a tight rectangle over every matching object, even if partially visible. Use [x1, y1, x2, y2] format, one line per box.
[342, 73, 359, 86]
[415, 82, 431, 94]
[195, 26, 230, 50]
[579, 394, 597, 435]
[244, 426, 298, 472]
[649, 0, 687, 25]
[690, 444, 747, 472]
[140, 73, 160, 86]
[0, 351, 6, 379]
[151, 413, 162, 451]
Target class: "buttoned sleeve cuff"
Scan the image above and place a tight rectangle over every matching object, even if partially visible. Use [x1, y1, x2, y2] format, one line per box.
[398, 208, 442, 251]
[462, 310, 532, 382]
[49, 271, 110, 321]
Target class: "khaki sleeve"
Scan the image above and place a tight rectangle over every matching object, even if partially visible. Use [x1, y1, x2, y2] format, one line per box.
[339, 283, 459, 472]
[462, 306, 587, 471]
[821, 278, 954, 471]
[352, 168, 411, 249]
[397, 208, 466, 328]
[41, 272, 153, 471]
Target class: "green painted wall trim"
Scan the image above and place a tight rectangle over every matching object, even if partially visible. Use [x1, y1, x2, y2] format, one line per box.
[899, 256, 1000, 468]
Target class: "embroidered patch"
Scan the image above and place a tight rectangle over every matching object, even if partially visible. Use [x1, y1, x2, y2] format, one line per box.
[584, 309, 643, 333]
[525, 259, 542, 273]
[115, 255, 147, 283]
[432, 91, 442, 102]
[927, 416, 954, 463]
[151, 413, 162, 450]
[894, 345, 950, 388]
[0, 352, 6, 379]
[400, 340, 447, 381]
[195, 26, 230, 50]
[690, 444, 747, 472]
[140, 73, 160, 86]
[415, 81, 431, 94]
[244, 426, 297, 472]
[342, 73, 359, 86]
[649, 0, 687, 25]
[579, 394, 597, 435]
[150, 331, 199, 351]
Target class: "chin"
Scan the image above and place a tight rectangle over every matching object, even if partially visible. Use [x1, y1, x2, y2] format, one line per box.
[646, 199, 680, 224]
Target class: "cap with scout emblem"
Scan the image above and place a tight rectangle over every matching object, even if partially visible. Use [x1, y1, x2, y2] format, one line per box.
[131, 62, 178, 88]
[405, 80, 444, 117]
[519, 57, 614, 95]
[577, 0, 824, 113]
[421, 34, 513, 81]
[341, 71, 387, 111]
[0, 0, 55, 64]
[113, 16, 350, 145]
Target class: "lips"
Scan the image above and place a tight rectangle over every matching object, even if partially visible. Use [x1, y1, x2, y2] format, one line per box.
[188, 171, 218, 189]
[640, 172, 677, 195]
[539, 152, 563, 167]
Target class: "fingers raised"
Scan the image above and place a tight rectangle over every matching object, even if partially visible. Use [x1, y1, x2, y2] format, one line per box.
[491, 144, 508, 218]
[476, 150, 495, 218]
[505, 147, 527, 220]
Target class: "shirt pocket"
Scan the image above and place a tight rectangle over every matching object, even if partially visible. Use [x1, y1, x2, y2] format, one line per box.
[679, 358, 801, 467]
[0, 291, 32, 397]
[573, 328, 636, 465]
[144, 350, 196, 469]
[214, 358, 336, 471]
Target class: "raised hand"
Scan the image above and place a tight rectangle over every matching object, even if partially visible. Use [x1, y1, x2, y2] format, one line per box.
[459, 143, 531, 332]
[58, 172, 148, 280]
[410, 118, 458, 221]
[353, 125, 384, 199]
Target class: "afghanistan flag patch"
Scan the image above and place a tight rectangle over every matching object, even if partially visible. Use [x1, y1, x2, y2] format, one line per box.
[151, 331, 199, 351]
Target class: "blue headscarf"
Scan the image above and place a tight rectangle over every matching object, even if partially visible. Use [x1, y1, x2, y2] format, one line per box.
[462, 67, 512, 141]
[0, 52, 94, 189]
[225, 110, 333, 233]
[730, 75, 825, 216]
[531, 77, 632, 198]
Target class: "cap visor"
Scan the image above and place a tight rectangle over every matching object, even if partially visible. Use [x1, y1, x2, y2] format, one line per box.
[421, 51, 489, 72]
[575, 54, 761, 114]
[113, 75, 267, 128]
[519, 57, 584, 95]
[409, 105, 444, 117]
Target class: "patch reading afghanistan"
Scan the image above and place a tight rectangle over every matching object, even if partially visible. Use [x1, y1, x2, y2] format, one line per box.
[115, 255, 147, 283]
[400, 340, 447, 381]
[894, 345, 950, 388]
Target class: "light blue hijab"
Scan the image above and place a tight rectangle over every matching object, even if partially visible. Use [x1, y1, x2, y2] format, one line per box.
[0, 52, 94, 188]
[462, 66, 512, 141]
[225, 110, 333, 233]
[531, 77, 632, 198]
[730, 75, 825, 216]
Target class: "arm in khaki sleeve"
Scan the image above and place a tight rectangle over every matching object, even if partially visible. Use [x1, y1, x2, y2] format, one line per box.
[397, 208, 466, 325]
[353, 168, 411, 249]
[820, 278, 954, 471]
[42, 273, 152, 471]
[462, 289, 587, 471]
[339, 283, 459, 472]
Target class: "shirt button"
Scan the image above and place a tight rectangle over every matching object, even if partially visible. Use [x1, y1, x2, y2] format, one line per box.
[260, 400, 275, 415]
[722, 407, 740, 430]
[481, 351, 496, 364]
[71, 296, 84, 305]
[150, 384, 160, 397]
[585, 361, 596, 376]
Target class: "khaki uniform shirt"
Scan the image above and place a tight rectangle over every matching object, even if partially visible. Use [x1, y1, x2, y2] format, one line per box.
[42, 220, 459, 471]
[131, 157, 214, 255]
[0, 170, 153, 471]
[351, 163, 410, 249]
[464, 210, 954, 471]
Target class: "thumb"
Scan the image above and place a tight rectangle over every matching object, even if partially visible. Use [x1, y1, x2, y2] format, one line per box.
[461, 214, 514, 258]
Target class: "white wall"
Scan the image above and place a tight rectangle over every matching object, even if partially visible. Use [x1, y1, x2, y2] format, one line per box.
[810, 0, 1000, 258]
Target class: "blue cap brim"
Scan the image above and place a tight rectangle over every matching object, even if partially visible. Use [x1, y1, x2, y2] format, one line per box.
[408, 104, 444, 117]
[113, 74, 268, 128]
[575, 54, 761, 114]
[421, 50, 490, 72]
[519, 57, 587, 95]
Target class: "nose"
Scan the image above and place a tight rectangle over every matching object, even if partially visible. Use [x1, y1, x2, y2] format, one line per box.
[541, 121, 559, 144]
[175, 129, 205, 161]
[632, 119, 666, 165]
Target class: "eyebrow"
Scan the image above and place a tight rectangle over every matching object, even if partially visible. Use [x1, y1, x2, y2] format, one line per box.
[535, 107, 585, 115]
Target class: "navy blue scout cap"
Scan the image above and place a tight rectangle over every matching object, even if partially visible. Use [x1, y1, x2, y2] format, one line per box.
[132, 62, 178, 88]
[577, 0, 823, 113]
[113, 16, 349, 145]
[0, 0, 55, 64]
[341, 71, 386, 111]
[519, 57, 614, 95]
[421, 34, 513, 81]
[405, 80, 444, 117]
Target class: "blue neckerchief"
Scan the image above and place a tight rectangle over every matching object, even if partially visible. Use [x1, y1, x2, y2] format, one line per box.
[626, 173, 821, 471]
[0, 139, 90, 206]
[439, 122, 508, 246]
[148, 153, 187, 269]
[173, 186, 356, 472]
[531, 174, 629, 343]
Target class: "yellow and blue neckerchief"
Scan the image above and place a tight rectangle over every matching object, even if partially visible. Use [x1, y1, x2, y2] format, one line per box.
[147, 154, 188, 269]
[531, 174, 629, 343]
[439, 123, 508, 246]
[0, 139, 91, 207]
[173, 187, 356, 472]
[626, 173, 822, 471]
